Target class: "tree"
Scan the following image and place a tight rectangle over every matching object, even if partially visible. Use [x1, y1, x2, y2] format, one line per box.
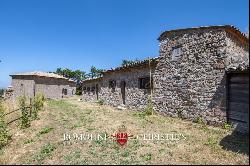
[0, 89, 4, 97]
[54, 68, 87, 96]
[121, 59, 139, 67]
[56, 68, 63, 75]
[55, 68, 86, 82]
[89, 66, 104, 78]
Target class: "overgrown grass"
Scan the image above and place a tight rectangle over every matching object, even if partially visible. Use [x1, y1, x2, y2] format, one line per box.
[18, 95, 30, 129]
[223, 122, 233, 130]
[0, 101, 12, 149]
[31, 143, 56, 163]
[96, 99, 104, 106]
[1, 98, 249, 165]
[37, 127, 54, 137]
[47, 100, 76, 110]
[31, 93, 45, 120]
[23, 139, 34, 145]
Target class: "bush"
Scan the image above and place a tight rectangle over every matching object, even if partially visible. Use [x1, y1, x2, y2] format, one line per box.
[193, 116, 205, 125]
[143, 103, 153, 116]
[0, 101, 12, 148]
[223, 122, 232, 130]
[96, 99, 104, 105]
[32, 93, 45, 120]
[18, 95, 30, 129]
[75, 89, 82, 95]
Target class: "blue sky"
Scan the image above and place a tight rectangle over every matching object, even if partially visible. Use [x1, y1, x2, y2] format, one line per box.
[0, 0, 249, 88]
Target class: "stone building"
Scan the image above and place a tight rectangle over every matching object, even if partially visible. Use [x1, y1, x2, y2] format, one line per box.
[82, 25, 249, 133]
[82, 58, 158, 110]
[153, 25, 249, 132]
[10, 71, 76, 99]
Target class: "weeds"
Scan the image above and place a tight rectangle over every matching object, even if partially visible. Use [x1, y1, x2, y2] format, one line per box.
[193, 116, 205, 125]
[136, 103, 153, 117]
[141, 153, 152, 161]
[23, 139, 34, 144]
[37, 127, 54, 136]
[96, 99, 104, 105]
[32, 93, 45, 120]
[144, 103, 153, 116]
[0, 101, 12, 149]
[223, 122, 232, 130]
[204, 137, 218, 148]
[18, 95, 30, 129]
[32, 143, 56, 163]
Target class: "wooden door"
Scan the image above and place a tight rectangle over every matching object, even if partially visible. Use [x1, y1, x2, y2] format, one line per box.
[227, 72, 249, 133]
[121, 81, 126, 105]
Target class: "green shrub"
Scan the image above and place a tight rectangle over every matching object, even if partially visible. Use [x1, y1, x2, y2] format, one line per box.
[193, 116, 205, 125]
[18, 95, 30, 129]
[223, 122, 232, 130]
[96, 99, 104, 105]
[32, 143, 56, 163]
[143, 103, 153, 116]
[32, 93, 45, 120]
[0, 102, 12, 148]
[37, 127, 54, 136]
[75, 89, 82, 95]
[141, 153, 152, 161]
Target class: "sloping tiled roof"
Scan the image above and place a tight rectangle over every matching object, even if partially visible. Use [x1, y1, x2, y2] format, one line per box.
[102, 57, 159, 73]
[80, 57, 158, 83]
[10, 71, 75, 82]
[80, 76, 103, 83]
[158, 25, 249, 42]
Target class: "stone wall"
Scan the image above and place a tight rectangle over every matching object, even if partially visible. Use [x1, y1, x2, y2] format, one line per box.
[3, 87, 14, 100]
[82, 66, 155, 110]
[153, 28, 249, 125]
[11, 76, 35, 99]
[81, 26, 248, 126]
[102, 67, 155, 110]
[225, 31, 249, 69]
[81, 80, 100, 102]
[11, 76, 76, 100]
[35, 77, 76, 99]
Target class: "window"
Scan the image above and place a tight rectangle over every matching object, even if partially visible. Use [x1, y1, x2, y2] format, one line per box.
[83, 87, 86, 91]
[171, 45, 182, 61]
[62, 88, 67, 95]
[109, 80, 116, 89]
[91, 86, 95, 92]
[87, 87, 90, 92]
[139, 77, 152, 89]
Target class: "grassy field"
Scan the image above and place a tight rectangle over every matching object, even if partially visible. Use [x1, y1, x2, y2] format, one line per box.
[0, 97, 249, 165]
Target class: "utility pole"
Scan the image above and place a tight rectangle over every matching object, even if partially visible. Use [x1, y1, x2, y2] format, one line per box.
[149, 57, 153, 115]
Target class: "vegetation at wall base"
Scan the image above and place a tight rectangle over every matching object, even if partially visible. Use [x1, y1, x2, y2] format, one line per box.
[18, 95, 30, 129]
[0, 101, 12, 149]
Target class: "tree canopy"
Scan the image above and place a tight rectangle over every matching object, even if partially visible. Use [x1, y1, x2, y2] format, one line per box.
[121, 59, 140, 67]
[55, 68, 86, 82]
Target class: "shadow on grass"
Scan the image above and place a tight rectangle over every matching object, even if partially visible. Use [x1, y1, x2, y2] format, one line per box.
[219, 128, 249, 155]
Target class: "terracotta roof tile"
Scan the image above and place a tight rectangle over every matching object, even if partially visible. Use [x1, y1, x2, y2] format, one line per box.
[10, 71, 75, 82]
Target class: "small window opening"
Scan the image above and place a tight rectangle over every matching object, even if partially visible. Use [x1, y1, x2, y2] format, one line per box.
[171, 45, 182, 61]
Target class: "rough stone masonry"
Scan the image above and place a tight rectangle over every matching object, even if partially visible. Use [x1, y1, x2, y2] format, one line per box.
[153, 26, 249, 126]
[82, 25, 249, 127]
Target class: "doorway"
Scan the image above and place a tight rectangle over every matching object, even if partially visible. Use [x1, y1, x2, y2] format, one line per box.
[121, 81, 126, 105]
[96, 84, 99, 100]
[227, 72, 249, 134]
